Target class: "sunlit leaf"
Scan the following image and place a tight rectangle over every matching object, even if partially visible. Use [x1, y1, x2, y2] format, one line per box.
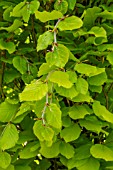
[48, 71, 73, 88]
[0, 124, 19, 150]
[90, 144, 113, 161]
[35, 10, 63, 22]
[46, 44, 69, 67]
[57, 16, 83, 31]
[19, 80, 48, 101]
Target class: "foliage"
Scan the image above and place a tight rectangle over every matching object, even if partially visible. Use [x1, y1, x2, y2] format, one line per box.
[1, 0, 113, 169]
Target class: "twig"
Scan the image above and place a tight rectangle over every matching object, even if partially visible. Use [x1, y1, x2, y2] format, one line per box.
[42, 92, 48, 125]
[41, 71, 55, 125]
[52, 19, 61, 51]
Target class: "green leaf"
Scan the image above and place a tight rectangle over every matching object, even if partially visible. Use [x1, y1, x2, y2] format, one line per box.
[88, 72, 107, 86]
[37, 31, 53, 52]
[3, 6, 13, 22]
[13, 56, 27, 74]
[57, 16, 83, 31]
[93, 101, 113, 124]
[33, 120, 54, 141]
[15, 166, 31, 170]
[83, 7, 101, 29]
[46, 44, 69, 67]
[35, 10, 63, 22]
[72, 93, 92, 102]
[0, 124, 19, 150]
[10, 1, 26, 17]
[34, 98, 46, 118]
[107, 52, 113, 65]
[88, 26, 107, 38]
[90, 144, 113, 161]
[12, 112, 28, 124]
[0, 38, 15, 54]
[59, 142, 75, 159]
[46, 103, 62, 129]
[60, 124, 81, 142]
[89, 85, 102, 93]
[35, 159, 51, 170]
[0, 19, 22, 32]
[17, 130, 36, 144]
[0, 101, 19, 122]
[69, 105, 90, 120]
[40, 141, 60, 158]
[67, 0, 76, 10]
[19, 80, 48, 101]
[55, 85, 78, 99]
[21, 6, 30, 23]
[62, 116, 72, 127]
[0, 151, 11, 169]
[69, 51, 80, 62]
[29, 0, 40, 14]
[67, 144, 92, 169]
[88, 67, 105, 77]
[74, 144, 92, 160]
[67, 71, 77, 83]
[98, 44, 113, 51]
[77, 157, 100, 170]
[98, 10, 113, 20]
[76, 78, 88, 95]
[10, 0, 40, 22]
[75, 63, 97, 76]
[79, 118, 107, 134]
[4, 68, 20, 83]
[0, 165, 14, 170]
[54, 0, 68, 14]
[15, 102, 30, 118]
[67, 157, 87, 169]
[38, 63, 56, 77]
[19, 142, 40, 159]
[48, 71, 73, 88]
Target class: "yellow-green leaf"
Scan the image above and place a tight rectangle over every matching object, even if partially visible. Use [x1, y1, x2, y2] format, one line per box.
[35, 10, 63, 22]
[19, 80, 48, 101]
[57, 16, 83, 31]
[48, 71, 73, 88]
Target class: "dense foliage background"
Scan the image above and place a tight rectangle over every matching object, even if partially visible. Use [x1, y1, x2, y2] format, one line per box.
[1, 0, 113, 169]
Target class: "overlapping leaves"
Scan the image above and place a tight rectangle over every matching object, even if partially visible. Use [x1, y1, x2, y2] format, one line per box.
[0, 0, 113, 169]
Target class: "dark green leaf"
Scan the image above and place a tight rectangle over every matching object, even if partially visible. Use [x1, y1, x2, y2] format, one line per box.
[13, 56, 27, 74]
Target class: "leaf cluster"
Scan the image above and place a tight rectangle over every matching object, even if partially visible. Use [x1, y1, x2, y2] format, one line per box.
[1, 0, 113, 170]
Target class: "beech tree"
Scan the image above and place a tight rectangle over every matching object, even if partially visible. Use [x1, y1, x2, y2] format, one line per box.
[0, 0, 113, 169]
